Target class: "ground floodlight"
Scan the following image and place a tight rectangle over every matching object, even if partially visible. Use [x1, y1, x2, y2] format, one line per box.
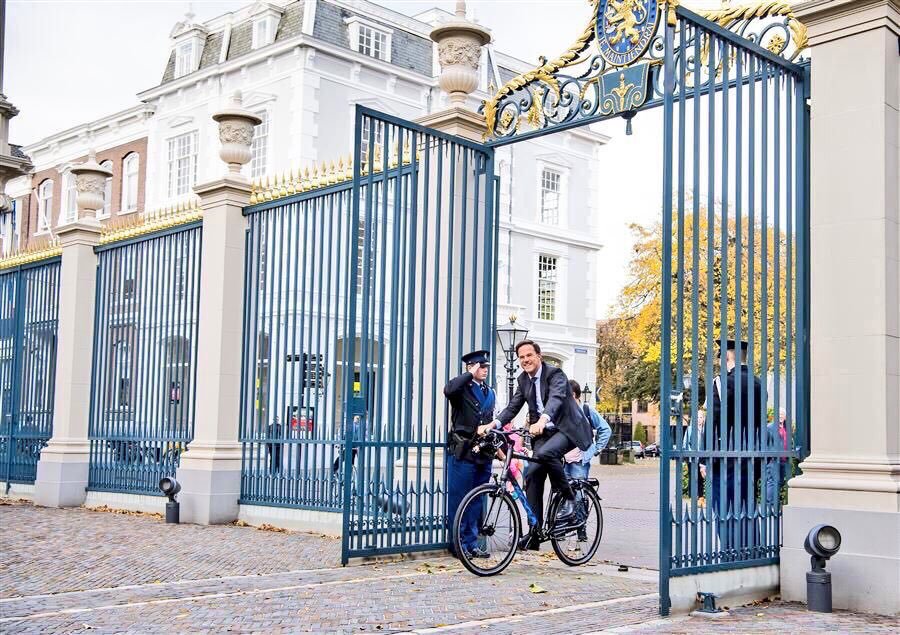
[159, 477, 181, 524]
[804, 524, 841, 613]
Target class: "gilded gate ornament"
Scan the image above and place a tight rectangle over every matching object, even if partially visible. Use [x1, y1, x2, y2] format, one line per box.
[481, 0, 809, 142]
[597, 0, 660, 67]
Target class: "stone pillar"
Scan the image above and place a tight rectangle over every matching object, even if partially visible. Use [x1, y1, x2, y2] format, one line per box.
[33, 155, 110, 507]
[782, 0, 899, 615]
[175, 93, 260, 524]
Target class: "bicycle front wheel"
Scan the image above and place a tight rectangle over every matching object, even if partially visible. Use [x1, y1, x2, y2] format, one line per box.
[453, 484, 520, 576]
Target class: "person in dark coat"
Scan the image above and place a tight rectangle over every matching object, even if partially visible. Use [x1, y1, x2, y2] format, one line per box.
[708, 338, 764, 554]
[487, 340, 593, 550]
[444, 349, 496, 559]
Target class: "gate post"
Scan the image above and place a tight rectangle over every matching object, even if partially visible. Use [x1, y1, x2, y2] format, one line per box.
[174, 93, 260, 524]
[33, 156, 110, 507]
[782, 0, 900, 615]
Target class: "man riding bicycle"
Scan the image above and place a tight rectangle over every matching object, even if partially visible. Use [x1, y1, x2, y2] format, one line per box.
[478, 340, 593, 551]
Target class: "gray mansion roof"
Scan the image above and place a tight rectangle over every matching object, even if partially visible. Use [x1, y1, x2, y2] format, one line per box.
[161, 0, 435, 83]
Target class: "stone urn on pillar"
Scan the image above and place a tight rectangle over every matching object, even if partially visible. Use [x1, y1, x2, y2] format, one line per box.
[211, 91, 262, 178]
[70, 150, 112, 225]
[430, 1, 491, 108]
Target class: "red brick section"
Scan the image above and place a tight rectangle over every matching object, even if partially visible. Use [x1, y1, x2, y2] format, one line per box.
[18, 137, 148, 249]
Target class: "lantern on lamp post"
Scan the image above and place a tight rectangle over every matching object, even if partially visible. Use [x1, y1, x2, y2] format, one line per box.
[495, 315, 528, 402]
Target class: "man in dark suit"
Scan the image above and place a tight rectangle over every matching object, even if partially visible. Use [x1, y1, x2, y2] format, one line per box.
[484, 340, 592, 549]
[708, 338, 764, 554]
[444, 349, 496, 559]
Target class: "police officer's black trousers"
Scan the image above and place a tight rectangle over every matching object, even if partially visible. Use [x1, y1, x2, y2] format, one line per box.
[525, 431, 576, 530]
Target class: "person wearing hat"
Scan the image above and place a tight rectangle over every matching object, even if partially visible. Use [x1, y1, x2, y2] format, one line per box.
[443, 349, 496, 559]
[705, 338, 764, 550]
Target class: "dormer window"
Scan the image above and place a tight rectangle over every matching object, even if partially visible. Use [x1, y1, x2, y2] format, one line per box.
[345, 17, 392, 62]
[175, 41, 196, 78]
[252, 16, 277, 48]
[250, 3, 283, 50]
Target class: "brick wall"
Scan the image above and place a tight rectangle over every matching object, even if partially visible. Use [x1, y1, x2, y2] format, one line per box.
[21, 137, 148, 249]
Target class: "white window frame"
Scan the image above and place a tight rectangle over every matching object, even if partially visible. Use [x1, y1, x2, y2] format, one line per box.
[99, 160, 113, 219]
[536, 254, 559, 322]
[36, 180, 53, 234]
[118, 250, 136, 306]
[345, 16, 392, 63]
[174, 40, 196, 78]
[539, 168, 562, 225]
[252, 15, 278, 49]
[121, 153, 140, 213]
[250, 110, 269, 179]
[167, 131, 199, 198]
[535, 160, 570, 228]
[359, 116, 385, 168]
[60, 170, 77, 226]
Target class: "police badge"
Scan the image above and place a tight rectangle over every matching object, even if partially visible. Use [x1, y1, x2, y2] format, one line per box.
[596, 0, 661, 67]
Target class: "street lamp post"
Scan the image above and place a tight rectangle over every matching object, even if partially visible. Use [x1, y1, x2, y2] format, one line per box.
[581, 383, 591, 406]
[495, 315, 528, 402]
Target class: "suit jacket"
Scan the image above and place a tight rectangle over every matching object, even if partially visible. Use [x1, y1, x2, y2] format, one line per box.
[496, 362, 593, 451]
[711, 364, 764, 452]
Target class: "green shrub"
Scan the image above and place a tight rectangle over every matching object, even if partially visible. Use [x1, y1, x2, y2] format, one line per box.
[633, 423, 648, 445]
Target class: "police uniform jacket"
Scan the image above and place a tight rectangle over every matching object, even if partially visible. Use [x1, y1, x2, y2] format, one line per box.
[443, 371, 495, 464]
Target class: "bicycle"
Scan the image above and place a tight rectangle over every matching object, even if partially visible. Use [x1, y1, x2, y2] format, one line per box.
[452, 428, 604, 576]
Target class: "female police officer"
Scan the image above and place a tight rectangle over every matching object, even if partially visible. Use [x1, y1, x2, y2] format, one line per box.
[443, 349, 495, 559]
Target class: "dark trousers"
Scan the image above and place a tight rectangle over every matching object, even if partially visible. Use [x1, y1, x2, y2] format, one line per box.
[332, 448, 358, 474]
[446, 454, 492, 553]
[525, 431, 576, 529]
[710, 460, 760, 556]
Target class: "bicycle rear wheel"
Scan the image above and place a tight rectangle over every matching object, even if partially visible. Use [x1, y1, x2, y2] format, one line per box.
[549, 484, 603, 566]
[453, 484, 520, 576]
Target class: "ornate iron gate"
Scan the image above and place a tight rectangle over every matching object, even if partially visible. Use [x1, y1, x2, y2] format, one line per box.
[479, 0, 809, 615]
[0, 259, 60, 487]
[340, 107, 496, 562]
[658, 6, 809, 614]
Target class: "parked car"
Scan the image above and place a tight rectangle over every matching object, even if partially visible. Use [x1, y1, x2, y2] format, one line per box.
[619, 440, 645, 458]
[644, 443, 660, 457]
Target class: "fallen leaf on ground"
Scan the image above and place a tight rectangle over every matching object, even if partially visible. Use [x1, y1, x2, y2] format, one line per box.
[528, 583, 547, 593]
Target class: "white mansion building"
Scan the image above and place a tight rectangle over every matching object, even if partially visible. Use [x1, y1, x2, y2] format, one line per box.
[4, 0, 606, 393]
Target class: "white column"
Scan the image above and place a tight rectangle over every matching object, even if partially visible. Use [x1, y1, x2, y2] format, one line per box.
[175, 93, 260, 524]
[33, 154, 111, 507]
[783, 0, 899, 615]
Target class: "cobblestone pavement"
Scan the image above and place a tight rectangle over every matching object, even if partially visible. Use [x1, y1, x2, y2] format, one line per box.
[2, 501, 897, 634]
[602, 601, 900, 633]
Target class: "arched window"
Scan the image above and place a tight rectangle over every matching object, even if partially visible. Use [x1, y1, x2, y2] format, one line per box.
[60, 170, 77, 225]
[100, 160, 113, 218]
[37, 180, 54, 232]
[121, 153, 139, 212]
[543, 355, 563, 368]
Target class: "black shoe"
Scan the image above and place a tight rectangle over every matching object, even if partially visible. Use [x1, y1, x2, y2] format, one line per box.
[577, 529, 588, 542]
[518, 532, 541, 551]
[467, 547, 491, 559]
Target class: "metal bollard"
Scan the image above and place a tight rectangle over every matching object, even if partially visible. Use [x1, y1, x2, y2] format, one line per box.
[166, 500, 180, 524]
[806, 566, 832, 613]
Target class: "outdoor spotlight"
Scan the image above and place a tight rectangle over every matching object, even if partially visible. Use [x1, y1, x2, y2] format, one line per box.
[804, 524, 841, 612]
[159, 477, 181, 524]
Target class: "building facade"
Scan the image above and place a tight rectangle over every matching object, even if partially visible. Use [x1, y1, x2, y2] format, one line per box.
[4, 0, 605, 397]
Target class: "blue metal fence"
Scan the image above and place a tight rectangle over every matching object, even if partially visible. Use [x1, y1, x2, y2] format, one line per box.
[239, 107, 496, 563]
[88, 224, 202, 495]
[0, 258, 60, 487]
[240, 178, 356, 511]
[658, 7, 809, 614]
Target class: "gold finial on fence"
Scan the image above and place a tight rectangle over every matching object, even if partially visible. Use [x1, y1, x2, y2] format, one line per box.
[249, 178, 259, 205]
[328, 160, 337, 185]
